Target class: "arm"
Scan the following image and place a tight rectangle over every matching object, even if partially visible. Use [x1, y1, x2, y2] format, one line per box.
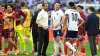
[77, 12, 84, 28]
[7, 12, 16, 19]
[62, 15, 68, 31]
[19, 9, 26, 24]
[78, 18, 84, 28]
[54, 11, 65, 28]
[54, 15, 65, 29]
[50, 16, 53, 31]
[36, 12, 47, 30]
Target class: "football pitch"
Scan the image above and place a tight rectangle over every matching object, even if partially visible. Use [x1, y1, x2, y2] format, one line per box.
[1, 40, 100, 56]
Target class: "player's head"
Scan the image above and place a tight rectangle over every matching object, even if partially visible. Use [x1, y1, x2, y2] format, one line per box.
[20, 2, 26, 8]
[77, 5, 84, 12]
[1, 5, 5, 12]
[68, 2, 75, 9]
[0, 4, 2, 10]
[6, 4, 13, 12]
[88, 7, 95, 14]
[98, 8, 100, 13]
[42, 3, 48, 11]
[37, 4, 42, 11]
[0, 4, 4, 11]
[54, 2, 61, 10]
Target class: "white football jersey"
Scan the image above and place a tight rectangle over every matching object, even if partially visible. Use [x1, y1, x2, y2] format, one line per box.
[65, 9, 82, 31]
[51, 9, 64, 30]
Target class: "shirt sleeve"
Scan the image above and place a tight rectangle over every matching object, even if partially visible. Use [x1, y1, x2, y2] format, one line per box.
[65, 10, 69, 16]
[77, 12, 82, 19]
[60, 10, 64, 17]
[81, 13, 87, 21]
[19, 9, 27, 23]
[36, 11, 42, 20]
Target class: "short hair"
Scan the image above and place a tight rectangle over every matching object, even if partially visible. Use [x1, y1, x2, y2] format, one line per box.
[20, 2, 26, 7]
[42, 3, 48, 7]
[37, 4, 42, 10]
[88, 7, 95, 12]
[98, 8, 100, 12]
[54, 2, 61, 5]
[5, 3, 13, 9]
[69, 2, 75, 7]
[77, 5, 84, 9]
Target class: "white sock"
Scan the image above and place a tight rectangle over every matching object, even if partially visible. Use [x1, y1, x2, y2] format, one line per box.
[96, 45, 98, 50]
[54, 41, 59, 55]
[99, 36, 100, 40]
[65, 42, 76, 52]
[58, 41, 65, 55]
[73, 43, 76, 49]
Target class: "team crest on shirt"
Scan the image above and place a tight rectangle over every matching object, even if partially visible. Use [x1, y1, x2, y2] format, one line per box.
[57, 31, 59, 35]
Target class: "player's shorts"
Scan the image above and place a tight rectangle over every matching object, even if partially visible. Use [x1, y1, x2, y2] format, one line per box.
[3, 29, 10, 38]
[24, 27, 31, 36]
[65, 30, 78, 39]
[53, 29, 62, 37]
[78, 35, 85, 41]
[15, 24, 23, 37]
[78, 28, 86, 36]
[0, 25, 3, 37]
[4, 29, 14, 39]
[78, 28, 86, 41]
[9, 28, 14, 38]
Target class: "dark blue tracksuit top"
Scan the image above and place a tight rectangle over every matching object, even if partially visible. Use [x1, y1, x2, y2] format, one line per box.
[85, 13, 99, 36]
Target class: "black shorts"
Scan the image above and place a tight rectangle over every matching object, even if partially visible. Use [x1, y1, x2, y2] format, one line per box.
[3, 29, 10, 38]
[65, 30, 78, 39]
[0, 25, 3, 37]
[53, 30, 62, 37]
[3, 29, 14, 39]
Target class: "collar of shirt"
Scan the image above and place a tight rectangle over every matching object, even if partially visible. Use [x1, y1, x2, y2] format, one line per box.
[42, 9, 48, 12]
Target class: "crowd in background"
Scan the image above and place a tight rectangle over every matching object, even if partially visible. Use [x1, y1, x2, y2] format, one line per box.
[0, 0, 100, 13]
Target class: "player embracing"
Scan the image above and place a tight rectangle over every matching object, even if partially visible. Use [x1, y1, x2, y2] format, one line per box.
[64, 2, 84, 56]
[1, 4, 18, 55]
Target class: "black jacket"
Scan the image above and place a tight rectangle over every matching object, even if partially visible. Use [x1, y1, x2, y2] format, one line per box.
[30, 11, 39, 32]
[85, 13, 99, 36]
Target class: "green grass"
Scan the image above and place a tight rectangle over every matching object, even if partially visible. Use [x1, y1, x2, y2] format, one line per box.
[1, 40, 100, 56]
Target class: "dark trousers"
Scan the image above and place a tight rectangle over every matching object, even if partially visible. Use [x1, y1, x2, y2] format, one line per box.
[32, 29, 39, 52]
[88, 35, 97, 56]
[38, 27, 49, 56]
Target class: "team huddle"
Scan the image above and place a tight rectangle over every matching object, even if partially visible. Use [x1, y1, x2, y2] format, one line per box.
[0, 1, 99, 56]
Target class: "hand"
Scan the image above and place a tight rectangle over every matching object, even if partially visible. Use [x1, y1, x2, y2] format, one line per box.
[42, 26, 48, 30]
[50, 27, 53, 32]
[54, 24, 60, 29]
[78, 24, 81, 28]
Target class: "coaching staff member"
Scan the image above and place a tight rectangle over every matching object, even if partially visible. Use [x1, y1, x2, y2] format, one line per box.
[30, 4, 42, 54]
[36, 3, 49, 56]
[85, 7, 99, 56]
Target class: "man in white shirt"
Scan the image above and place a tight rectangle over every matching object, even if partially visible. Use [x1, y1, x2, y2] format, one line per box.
[64, 2, 84, 56]
[36, 3, 49, 56]
[50, 2, 65, 56]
